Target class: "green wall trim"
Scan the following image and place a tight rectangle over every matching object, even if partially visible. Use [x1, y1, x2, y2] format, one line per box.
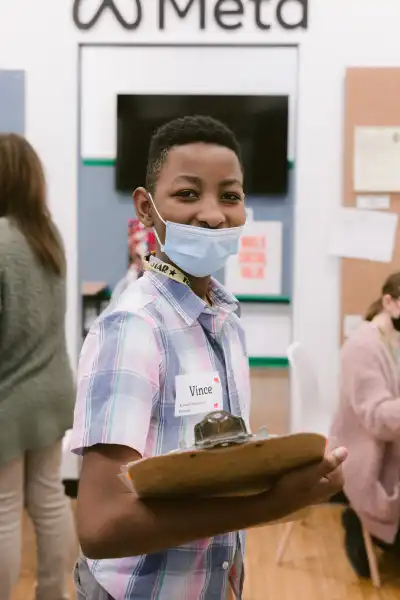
[236, 295, 290, 304]
[83, 158, 116, 167]
[248, 356, 289, 368]
[82, 158, 295, 169]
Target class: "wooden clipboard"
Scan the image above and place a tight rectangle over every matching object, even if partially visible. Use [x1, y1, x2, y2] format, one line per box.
[122, 411, 326, 500]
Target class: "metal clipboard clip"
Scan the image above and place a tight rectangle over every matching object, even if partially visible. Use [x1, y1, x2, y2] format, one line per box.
[193, 410, 269, 450]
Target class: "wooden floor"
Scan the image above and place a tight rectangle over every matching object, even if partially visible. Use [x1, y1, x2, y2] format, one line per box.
[12, 502, 400, 600]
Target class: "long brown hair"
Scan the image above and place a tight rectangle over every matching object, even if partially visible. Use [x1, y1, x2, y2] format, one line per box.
[365, 272, 400, 321]
[0, 134, 65, 276]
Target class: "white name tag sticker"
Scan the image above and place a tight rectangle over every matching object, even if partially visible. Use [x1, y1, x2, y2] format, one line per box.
[175, 372, 223, 417]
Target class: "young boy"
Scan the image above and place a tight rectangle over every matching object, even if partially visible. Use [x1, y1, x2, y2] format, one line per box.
[71, 115, 346, 599]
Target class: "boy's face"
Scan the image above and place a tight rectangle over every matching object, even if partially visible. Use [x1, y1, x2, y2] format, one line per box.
[134, 142, 246, 244]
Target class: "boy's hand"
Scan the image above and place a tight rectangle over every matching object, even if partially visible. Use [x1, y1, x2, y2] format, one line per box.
[262, 447, 347, 520]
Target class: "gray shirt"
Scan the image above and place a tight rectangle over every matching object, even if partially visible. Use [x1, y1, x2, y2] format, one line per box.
[0, 218, 75, 465]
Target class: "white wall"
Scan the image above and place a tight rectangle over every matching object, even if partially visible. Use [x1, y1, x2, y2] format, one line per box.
[293, 1, 400, 432]
[81, 45, 298, 159]
[240, 304, 291, 358]
[2, 0, 400, 432]
[0, 1, 79, 366]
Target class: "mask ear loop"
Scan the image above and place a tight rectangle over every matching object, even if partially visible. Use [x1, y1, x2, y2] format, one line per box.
[148, 193, 167, 250]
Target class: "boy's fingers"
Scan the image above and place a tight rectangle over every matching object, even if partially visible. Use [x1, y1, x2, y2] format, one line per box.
[273, 446, 347, 499]
[312, 474, 344, 503]
[318, 447, 347, 479]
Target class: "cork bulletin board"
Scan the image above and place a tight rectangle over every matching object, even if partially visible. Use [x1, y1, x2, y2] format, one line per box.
[341, 68, 400, 339]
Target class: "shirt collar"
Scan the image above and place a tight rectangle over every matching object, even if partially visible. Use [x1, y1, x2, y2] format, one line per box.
[145, 255, 239, 327]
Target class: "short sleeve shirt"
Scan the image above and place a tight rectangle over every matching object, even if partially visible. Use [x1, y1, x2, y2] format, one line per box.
[70, 256, 252, 600]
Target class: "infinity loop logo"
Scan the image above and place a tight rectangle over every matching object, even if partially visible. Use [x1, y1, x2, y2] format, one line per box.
[73, 0, 143, 30]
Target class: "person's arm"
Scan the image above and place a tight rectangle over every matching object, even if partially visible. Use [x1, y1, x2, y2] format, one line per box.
[72, 307, 346, 560]
[77, 443, 346, 560]
[344, 342, 400, 441]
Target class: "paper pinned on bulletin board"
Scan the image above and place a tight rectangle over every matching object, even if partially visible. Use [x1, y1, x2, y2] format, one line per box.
[354, 126, 400, 192]
[356, 195, 390, 211]
[225, 221, 283, 296]
[343, 314, 364, 339]
[328, 207, 398, 263]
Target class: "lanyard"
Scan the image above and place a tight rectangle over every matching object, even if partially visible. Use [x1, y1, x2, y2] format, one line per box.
[142, 254, 191, 288]
[143, 254, 215, 308]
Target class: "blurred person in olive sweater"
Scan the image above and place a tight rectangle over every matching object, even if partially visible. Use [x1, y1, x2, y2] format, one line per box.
[0, 134, 76, 600]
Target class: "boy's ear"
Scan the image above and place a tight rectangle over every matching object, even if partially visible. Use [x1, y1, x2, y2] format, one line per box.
[133, 187, 153, 228]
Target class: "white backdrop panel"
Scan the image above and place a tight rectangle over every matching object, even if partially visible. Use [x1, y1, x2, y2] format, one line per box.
[241, 304, 291, 357]
[81, 45, 298, 159]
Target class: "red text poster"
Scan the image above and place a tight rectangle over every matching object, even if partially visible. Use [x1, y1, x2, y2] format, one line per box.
[225, 221, 283, 296]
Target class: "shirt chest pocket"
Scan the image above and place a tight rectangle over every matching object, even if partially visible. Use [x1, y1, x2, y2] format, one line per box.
[159, 330, 220, 449]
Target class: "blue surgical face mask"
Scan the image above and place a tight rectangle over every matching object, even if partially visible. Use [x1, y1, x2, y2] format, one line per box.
[148, 194, 244, 278]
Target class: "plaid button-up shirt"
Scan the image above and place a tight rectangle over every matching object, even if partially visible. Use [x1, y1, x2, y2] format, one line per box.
[71, 256, 251, 600]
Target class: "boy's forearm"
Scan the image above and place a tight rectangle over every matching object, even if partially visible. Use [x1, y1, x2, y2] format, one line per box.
[79, 490, 280, 560]
[77, 443, 345, 560]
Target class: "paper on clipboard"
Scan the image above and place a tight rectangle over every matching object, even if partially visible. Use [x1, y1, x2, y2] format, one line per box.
[328, 207, 398, 263]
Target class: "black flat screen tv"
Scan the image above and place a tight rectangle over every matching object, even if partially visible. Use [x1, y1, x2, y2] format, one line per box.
[115, 94, 289, 195]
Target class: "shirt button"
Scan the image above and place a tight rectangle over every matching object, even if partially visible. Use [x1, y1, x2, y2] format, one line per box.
[222, 561, 229, 570]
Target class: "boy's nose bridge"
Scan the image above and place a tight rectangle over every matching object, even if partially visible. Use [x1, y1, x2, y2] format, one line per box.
[197, 194, 226, 226]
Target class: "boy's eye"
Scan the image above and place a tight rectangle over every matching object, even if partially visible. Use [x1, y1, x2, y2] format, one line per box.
[174, 191, 242, 202]
[175, 190, 199, 199]
[222, 193, 242, 203]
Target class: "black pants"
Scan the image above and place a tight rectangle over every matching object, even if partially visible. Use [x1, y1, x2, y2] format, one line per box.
[344, 507, 400, 550]
[330, 491, 400, 576]
[331, 491, 400, 551]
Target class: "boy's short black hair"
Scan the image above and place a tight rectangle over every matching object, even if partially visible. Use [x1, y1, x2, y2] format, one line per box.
[145, 115, 243, 192]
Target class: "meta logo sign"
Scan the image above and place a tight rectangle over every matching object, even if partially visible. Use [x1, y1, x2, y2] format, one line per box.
[73, 0, 308, 32]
